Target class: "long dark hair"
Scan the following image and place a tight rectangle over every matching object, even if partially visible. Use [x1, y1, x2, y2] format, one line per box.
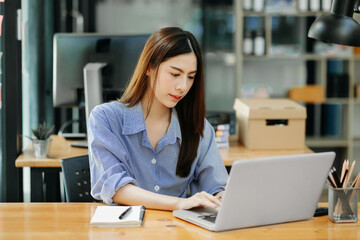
[120, 27, 205, 178]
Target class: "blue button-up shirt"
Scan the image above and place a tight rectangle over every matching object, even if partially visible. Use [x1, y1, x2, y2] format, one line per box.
[88, 101, 228, 204]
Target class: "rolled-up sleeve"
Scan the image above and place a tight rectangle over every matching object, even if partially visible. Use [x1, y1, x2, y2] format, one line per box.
[88, 106, 135, 204]
[190, 121, 228, 195]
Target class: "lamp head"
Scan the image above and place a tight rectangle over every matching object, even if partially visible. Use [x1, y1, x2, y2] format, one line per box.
[308, 0, 360, 47]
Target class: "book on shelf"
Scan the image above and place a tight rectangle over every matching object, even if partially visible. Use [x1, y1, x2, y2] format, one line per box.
[90, 205, 145, 227]
[215, 124, 230, 149]
[327, 74, 349, 98]
[306, 103, 322, 137]
[326, 60, 349, 98]
[206, 112, 236, 135]
[321, 104, 342, 137]
[306, 103, 342, 138]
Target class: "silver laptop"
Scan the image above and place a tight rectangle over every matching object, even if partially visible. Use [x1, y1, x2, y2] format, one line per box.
[173, 152, 335, 232]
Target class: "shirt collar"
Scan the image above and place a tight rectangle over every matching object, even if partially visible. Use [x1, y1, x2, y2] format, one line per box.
[122, 102, 146, 135]
[122, 102, 182, 142]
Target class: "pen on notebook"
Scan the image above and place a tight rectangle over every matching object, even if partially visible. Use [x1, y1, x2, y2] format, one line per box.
[119, 207, 132, 220]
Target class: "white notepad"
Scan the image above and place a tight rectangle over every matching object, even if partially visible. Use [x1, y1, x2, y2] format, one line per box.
[90, 206, 145, 227]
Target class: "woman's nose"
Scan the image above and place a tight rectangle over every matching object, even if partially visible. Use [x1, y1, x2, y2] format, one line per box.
[176, 76, 188, 91]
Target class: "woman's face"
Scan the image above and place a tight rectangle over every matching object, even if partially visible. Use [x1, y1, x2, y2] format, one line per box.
[147, 52, 197, 109]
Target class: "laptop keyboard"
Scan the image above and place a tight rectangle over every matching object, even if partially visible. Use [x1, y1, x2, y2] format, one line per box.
[198, 213, 217, 223]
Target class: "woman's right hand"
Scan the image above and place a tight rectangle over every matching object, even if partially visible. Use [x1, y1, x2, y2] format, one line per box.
[113, 184, 221, 211]
[177, 191, 221, 210]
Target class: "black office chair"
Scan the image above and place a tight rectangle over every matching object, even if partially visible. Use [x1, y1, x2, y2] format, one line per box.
[61, 155, 98, 202]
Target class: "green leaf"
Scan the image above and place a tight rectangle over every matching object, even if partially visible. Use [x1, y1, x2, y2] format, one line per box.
[30, 122, 55, 140]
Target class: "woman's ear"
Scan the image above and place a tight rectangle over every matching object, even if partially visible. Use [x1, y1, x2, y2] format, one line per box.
[146, 67, 152, 77]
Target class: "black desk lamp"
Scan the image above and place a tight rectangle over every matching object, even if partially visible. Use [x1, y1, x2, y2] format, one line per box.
[308, 0, 360, 47]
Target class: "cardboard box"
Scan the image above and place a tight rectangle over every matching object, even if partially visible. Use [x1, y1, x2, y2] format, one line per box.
[233, 98, 307, 150]
[288, 85, 324, 103]
[356, 84, 360, 100]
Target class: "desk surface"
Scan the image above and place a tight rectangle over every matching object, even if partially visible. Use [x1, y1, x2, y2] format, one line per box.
[15, 135, 312, 168]
[0, 202, 358, 239]
[219, 137, 313, 166]
[15, 135, 88, 167]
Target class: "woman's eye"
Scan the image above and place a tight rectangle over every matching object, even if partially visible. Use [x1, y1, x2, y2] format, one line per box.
[172, 73, 180, 77]
[188, 75, 195, 80]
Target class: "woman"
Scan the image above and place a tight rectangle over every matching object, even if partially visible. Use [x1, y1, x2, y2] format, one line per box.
[88, 27, 228, 211]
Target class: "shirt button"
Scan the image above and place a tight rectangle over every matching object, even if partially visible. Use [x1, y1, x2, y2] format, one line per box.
[151, 158, 157, 164]
[154, 185, 160, 192]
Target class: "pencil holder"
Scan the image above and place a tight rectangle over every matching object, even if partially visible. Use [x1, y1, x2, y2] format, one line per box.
[328, 185, 359, 223]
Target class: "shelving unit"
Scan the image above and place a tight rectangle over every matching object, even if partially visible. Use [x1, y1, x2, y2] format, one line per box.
[233, 0, 360, 165]
[202, 0, 360, 168]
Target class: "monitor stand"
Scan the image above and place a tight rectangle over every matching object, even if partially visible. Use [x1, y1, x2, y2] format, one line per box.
[58, 63, 107, 150]
[83, 62, 107, 126]
[64, 62, 107, 149]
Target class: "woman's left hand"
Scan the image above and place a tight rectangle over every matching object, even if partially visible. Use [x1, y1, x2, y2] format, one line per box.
[176, 191, 221, 210]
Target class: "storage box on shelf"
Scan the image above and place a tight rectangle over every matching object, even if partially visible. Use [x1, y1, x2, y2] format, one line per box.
[233, 98, 306, 150]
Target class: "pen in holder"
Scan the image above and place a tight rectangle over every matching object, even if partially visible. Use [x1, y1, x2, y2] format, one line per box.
[328, 184, 359, 223]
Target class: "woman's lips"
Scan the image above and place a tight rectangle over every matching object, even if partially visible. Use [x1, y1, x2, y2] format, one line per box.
[169, 94, 182, 101]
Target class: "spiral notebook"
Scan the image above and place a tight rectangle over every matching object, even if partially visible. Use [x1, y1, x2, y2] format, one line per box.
[90, 205, 145, 227]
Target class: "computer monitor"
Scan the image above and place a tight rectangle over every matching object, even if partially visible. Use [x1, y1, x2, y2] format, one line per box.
[53, 33, 150, 108]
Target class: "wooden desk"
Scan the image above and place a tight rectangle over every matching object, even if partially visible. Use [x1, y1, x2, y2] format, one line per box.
[16, 135, 312, 168]
[15, 135, 88, 202]
[219, 137, 313, 166]
[15, 135, 312, 201]
[0, 202, 358, 239]
[16, 135, 88, 168]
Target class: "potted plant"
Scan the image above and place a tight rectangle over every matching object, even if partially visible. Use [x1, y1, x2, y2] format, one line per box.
[28, 122, 55, 158]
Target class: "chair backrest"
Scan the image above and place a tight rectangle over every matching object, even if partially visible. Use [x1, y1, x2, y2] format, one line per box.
[61, 155, 96, 202]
